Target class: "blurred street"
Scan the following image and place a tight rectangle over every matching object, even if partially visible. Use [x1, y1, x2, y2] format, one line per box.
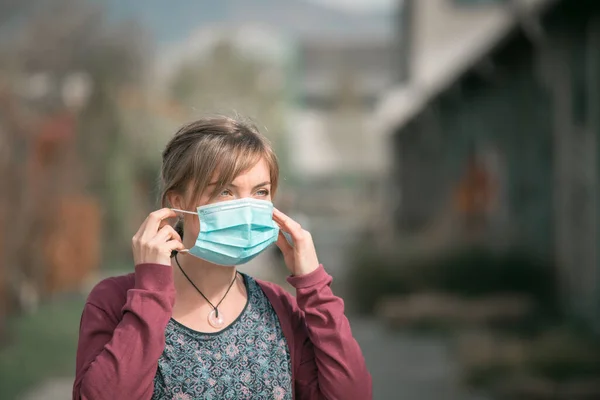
[4, 0, 600, 399]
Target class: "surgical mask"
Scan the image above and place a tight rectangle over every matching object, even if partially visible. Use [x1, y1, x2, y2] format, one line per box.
[173, 198, 279, 266]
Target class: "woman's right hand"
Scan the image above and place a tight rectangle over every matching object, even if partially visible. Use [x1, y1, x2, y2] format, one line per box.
[132, 208, 185, 266]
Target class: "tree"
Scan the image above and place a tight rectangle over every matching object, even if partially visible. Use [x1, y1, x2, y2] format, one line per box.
[0, 0, 149, 317]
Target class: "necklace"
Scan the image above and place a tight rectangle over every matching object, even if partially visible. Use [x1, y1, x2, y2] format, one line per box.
[174, 254, 238, 329]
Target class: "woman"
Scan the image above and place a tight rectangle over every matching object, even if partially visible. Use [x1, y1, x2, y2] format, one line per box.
[73, 117, 371, 400]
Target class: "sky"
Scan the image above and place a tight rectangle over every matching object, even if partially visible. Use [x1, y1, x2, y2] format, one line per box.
[306, 0, 396, 13]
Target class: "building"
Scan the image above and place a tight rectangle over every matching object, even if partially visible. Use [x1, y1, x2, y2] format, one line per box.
[375, 0, 600, 329]
[288, 37, 395, 178]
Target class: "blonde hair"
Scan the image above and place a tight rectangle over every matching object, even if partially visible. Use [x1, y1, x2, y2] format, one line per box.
[160, 116, 279, 209]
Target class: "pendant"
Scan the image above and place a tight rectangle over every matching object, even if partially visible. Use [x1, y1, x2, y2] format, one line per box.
[208, 308, 225, 329]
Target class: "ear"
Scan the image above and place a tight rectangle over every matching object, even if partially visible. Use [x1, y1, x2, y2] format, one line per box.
[166, 191, 185, 210]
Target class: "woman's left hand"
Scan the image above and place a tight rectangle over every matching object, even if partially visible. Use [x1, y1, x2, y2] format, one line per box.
[273, 208, 320, 277]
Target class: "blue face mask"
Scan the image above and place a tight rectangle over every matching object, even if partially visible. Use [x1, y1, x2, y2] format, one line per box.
[173, 198, 279, 266]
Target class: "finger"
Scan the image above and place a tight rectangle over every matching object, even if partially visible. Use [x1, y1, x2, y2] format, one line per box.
[150, 225, 182, 244]
[158, 218, 172, 231]
[136, 208, 176, 239]
[276, 231, 293, 256]
[273, 209, 308, 244]
[141, 208, 178, 239]
[165, 239, 186, 252]
[272, 208, 303, 238]
[133, 216, 149, 241]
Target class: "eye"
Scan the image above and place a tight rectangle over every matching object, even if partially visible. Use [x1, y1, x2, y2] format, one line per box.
[256, 189, 270, 197]
[219, 189, 233, 197]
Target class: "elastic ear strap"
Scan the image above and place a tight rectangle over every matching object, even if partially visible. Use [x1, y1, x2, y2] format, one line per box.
[171, 208, 197, 215]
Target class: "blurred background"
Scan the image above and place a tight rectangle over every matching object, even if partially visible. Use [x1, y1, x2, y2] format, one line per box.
[1, 0, 600, 399]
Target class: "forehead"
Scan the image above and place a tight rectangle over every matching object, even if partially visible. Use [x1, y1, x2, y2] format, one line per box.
[210, 157, 271, 185]
[232, 158, 271, 184]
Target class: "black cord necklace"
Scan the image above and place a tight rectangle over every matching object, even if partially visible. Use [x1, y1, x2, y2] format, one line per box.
[174, 254, 238, 329]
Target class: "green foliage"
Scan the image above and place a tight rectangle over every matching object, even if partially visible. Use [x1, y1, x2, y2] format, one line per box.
[461, 327, 600, 390]
[347, 245, 412, 314]
[348, 243, 560, 318]
[0, 295, 85, 400]
[464, 362, 517, 388]
[526, 328, 600, 381]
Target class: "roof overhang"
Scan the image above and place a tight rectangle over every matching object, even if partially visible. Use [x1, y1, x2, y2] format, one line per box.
[372, 0, 557, 137]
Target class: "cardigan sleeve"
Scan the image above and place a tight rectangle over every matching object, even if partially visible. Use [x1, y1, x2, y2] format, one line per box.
[72, 264, 175, 400]
[287, 265, 372, 400]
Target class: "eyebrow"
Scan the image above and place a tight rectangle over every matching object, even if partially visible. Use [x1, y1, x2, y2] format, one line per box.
[208, 181, 271, 191]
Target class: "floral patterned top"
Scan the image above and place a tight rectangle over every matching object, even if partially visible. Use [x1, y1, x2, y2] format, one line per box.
[152, 273, 293, 400]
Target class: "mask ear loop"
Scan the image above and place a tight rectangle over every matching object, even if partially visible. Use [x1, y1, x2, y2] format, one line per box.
[171, 208, 197, 215]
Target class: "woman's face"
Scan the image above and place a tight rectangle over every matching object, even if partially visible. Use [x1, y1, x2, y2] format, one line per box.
[182, 158, 273, 246]
[200, 158, 273, 205]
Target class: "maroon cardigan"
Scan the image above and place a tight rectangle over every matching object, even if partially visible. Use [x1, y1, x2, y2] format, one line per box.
[73, 264, 372, 399]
